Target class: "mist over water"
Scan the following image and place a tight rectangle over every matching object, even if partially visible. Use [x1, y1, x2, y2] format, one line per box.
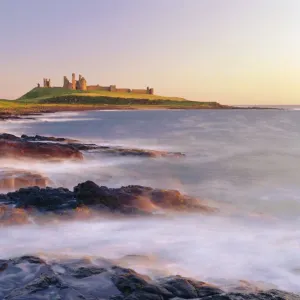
[1, 109, 300, 292]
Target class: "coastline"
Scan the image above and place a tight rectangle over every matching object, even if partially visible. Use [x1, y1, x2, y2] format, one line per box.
[0, 103, 281, 121]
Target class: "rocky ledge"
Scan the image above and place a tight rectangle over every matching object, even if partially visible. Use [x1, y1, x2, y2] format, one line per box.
[0, 133, 83, 161]
[0, 255, 298, 300]
[0, 133, 185, 161]
[0, 180, 215, 225]
[21, 134, 185, 158]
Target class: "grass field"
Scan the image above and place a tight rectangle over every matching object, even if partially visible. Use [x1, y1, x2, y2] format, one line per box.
[0, 87, 227, 116]
[18, 87, 186, 102]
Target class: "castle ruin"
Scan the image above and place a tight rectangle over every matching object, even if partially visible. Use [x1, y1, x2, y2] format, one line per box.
[40, 73, 154, 95]
[43, 78, 51, 88]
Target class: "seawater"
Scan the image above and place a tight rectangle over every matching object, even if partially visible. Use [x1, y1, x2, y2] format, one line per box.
[1, 109, 300, 292]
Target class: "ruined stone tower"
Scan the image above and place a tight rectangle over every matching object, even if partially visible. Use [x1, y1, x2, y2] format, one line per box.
[43, 78, 51, 88]
[79, 75, 87, 91]
[72, 73, 76, 90]
[63, 73, 87, 91]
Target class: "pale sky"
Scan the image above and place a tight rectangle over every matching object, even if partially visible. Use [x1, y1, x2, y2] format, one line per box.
[1, 0, 300, 105]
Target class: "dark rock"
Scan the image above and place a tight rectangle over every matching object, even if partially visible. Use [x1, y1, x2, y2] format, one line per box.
[72, 266, 107, 279]
[198, 290, 300, 300]
[0, 133, 22, 141]
[12, 255, 46, 265]
[112, 266, 151, 296]
[7, 274, 66, 298]
[0, 255, 299, 300]
[0, 180, 215, 224]
[21, 134, 78, 143]
[141, 284, 174, 298]
[6, 186, 77, 211]
[0, 133, 185, 161]
[74, 181, 215, 213]
[124, 291, 164, 300]
[159, 276, 199, 299]
[0, 261, 8, 272]
[0, 135, 83, 161]
[19, 134, 185, 157]
[160, 276, 223, 298]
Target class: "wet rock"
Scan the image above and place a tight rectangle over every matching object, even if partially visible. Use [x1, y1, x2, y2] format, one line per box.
[0, 168, 50, 190]
[112, 266, 152, 296]
[0, 138, 83, 161]
[0, 181, 216, 222]
[72, 266, 107, 279]
[0, 256, 299, 300]
[0, 180, 216, 225]
[74, 181, 216, 213]
[159, 276, 201, 299]
[4, 186, 77, 211]
[21, 134, 78, 143]
[0, 133, 185, 160]
[94, 147, 185, 158]
[124, 291, 164, 300]
[194, 290, 300, 300]
[12, 255, 46, 265]
[0, 133, 22, 141]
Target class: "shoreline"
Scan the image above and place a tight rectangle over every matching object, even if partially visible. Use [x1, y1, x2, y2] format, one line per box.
[0, 103, 281, 121]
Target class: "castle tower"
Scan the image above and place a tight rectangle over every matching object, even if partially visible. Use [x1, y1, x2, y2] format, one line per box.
[79, 76, 87, 91]
[43, 78, 51, 88]
[72, 73, 76, 90]
[63, 76, 69, 89]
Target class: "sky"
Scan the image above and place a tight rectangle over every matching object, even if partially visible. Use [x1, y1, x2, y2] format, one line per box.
[1, 0, 300, 105]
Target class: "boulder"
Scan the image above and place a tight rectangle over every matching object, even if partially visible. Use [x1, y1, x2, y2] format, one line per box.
[0, 181, 215, 223]
[74, 181, 216, 213]
[2, 186, 77, 211]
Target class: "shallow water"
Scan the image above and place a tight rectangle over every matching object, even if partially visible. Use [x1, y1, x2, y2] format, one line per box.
[1, 109, 300, 292]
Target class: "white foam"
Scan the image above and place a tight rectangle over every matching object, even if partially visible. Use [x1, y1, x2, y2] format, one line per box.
[0, 215, 299, 293]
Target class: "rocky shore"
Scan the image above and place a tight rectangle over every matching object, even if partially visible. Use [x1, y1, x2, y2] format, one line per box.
[0, 255, 298, 299]
[0, 130, 296, 299]
[0, 104, 280, 122]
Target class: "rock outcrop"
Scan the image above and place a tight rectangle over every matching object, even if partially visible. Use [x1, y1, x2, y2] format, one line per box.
[0, 181, 215, 225]
[0, 255, 298, 300]
[16, 134, 185, 158]
[74, 181, 213, 213]
[0, 133, 83, 161]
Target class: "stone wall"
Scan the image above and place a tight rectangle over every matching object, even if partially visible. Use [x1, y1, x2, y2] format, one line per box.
[131, 89, 148, 94]
[116, 88, 131, 93]
[87, 85, 111, 91]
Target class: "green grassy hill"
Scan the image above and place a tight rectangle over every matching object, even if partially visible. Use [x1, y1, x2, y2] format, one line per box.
[18, 87, 186, 102]
[0, 87, 227, 116]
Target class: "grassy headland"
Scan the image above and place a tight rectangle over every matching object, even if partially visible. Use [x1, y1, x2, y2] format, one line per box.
[0, 87, 230, 118]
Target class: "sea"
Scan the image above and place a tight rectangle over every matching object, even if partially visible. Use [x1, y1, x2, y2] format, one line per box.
[1, 107, 300, 293]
